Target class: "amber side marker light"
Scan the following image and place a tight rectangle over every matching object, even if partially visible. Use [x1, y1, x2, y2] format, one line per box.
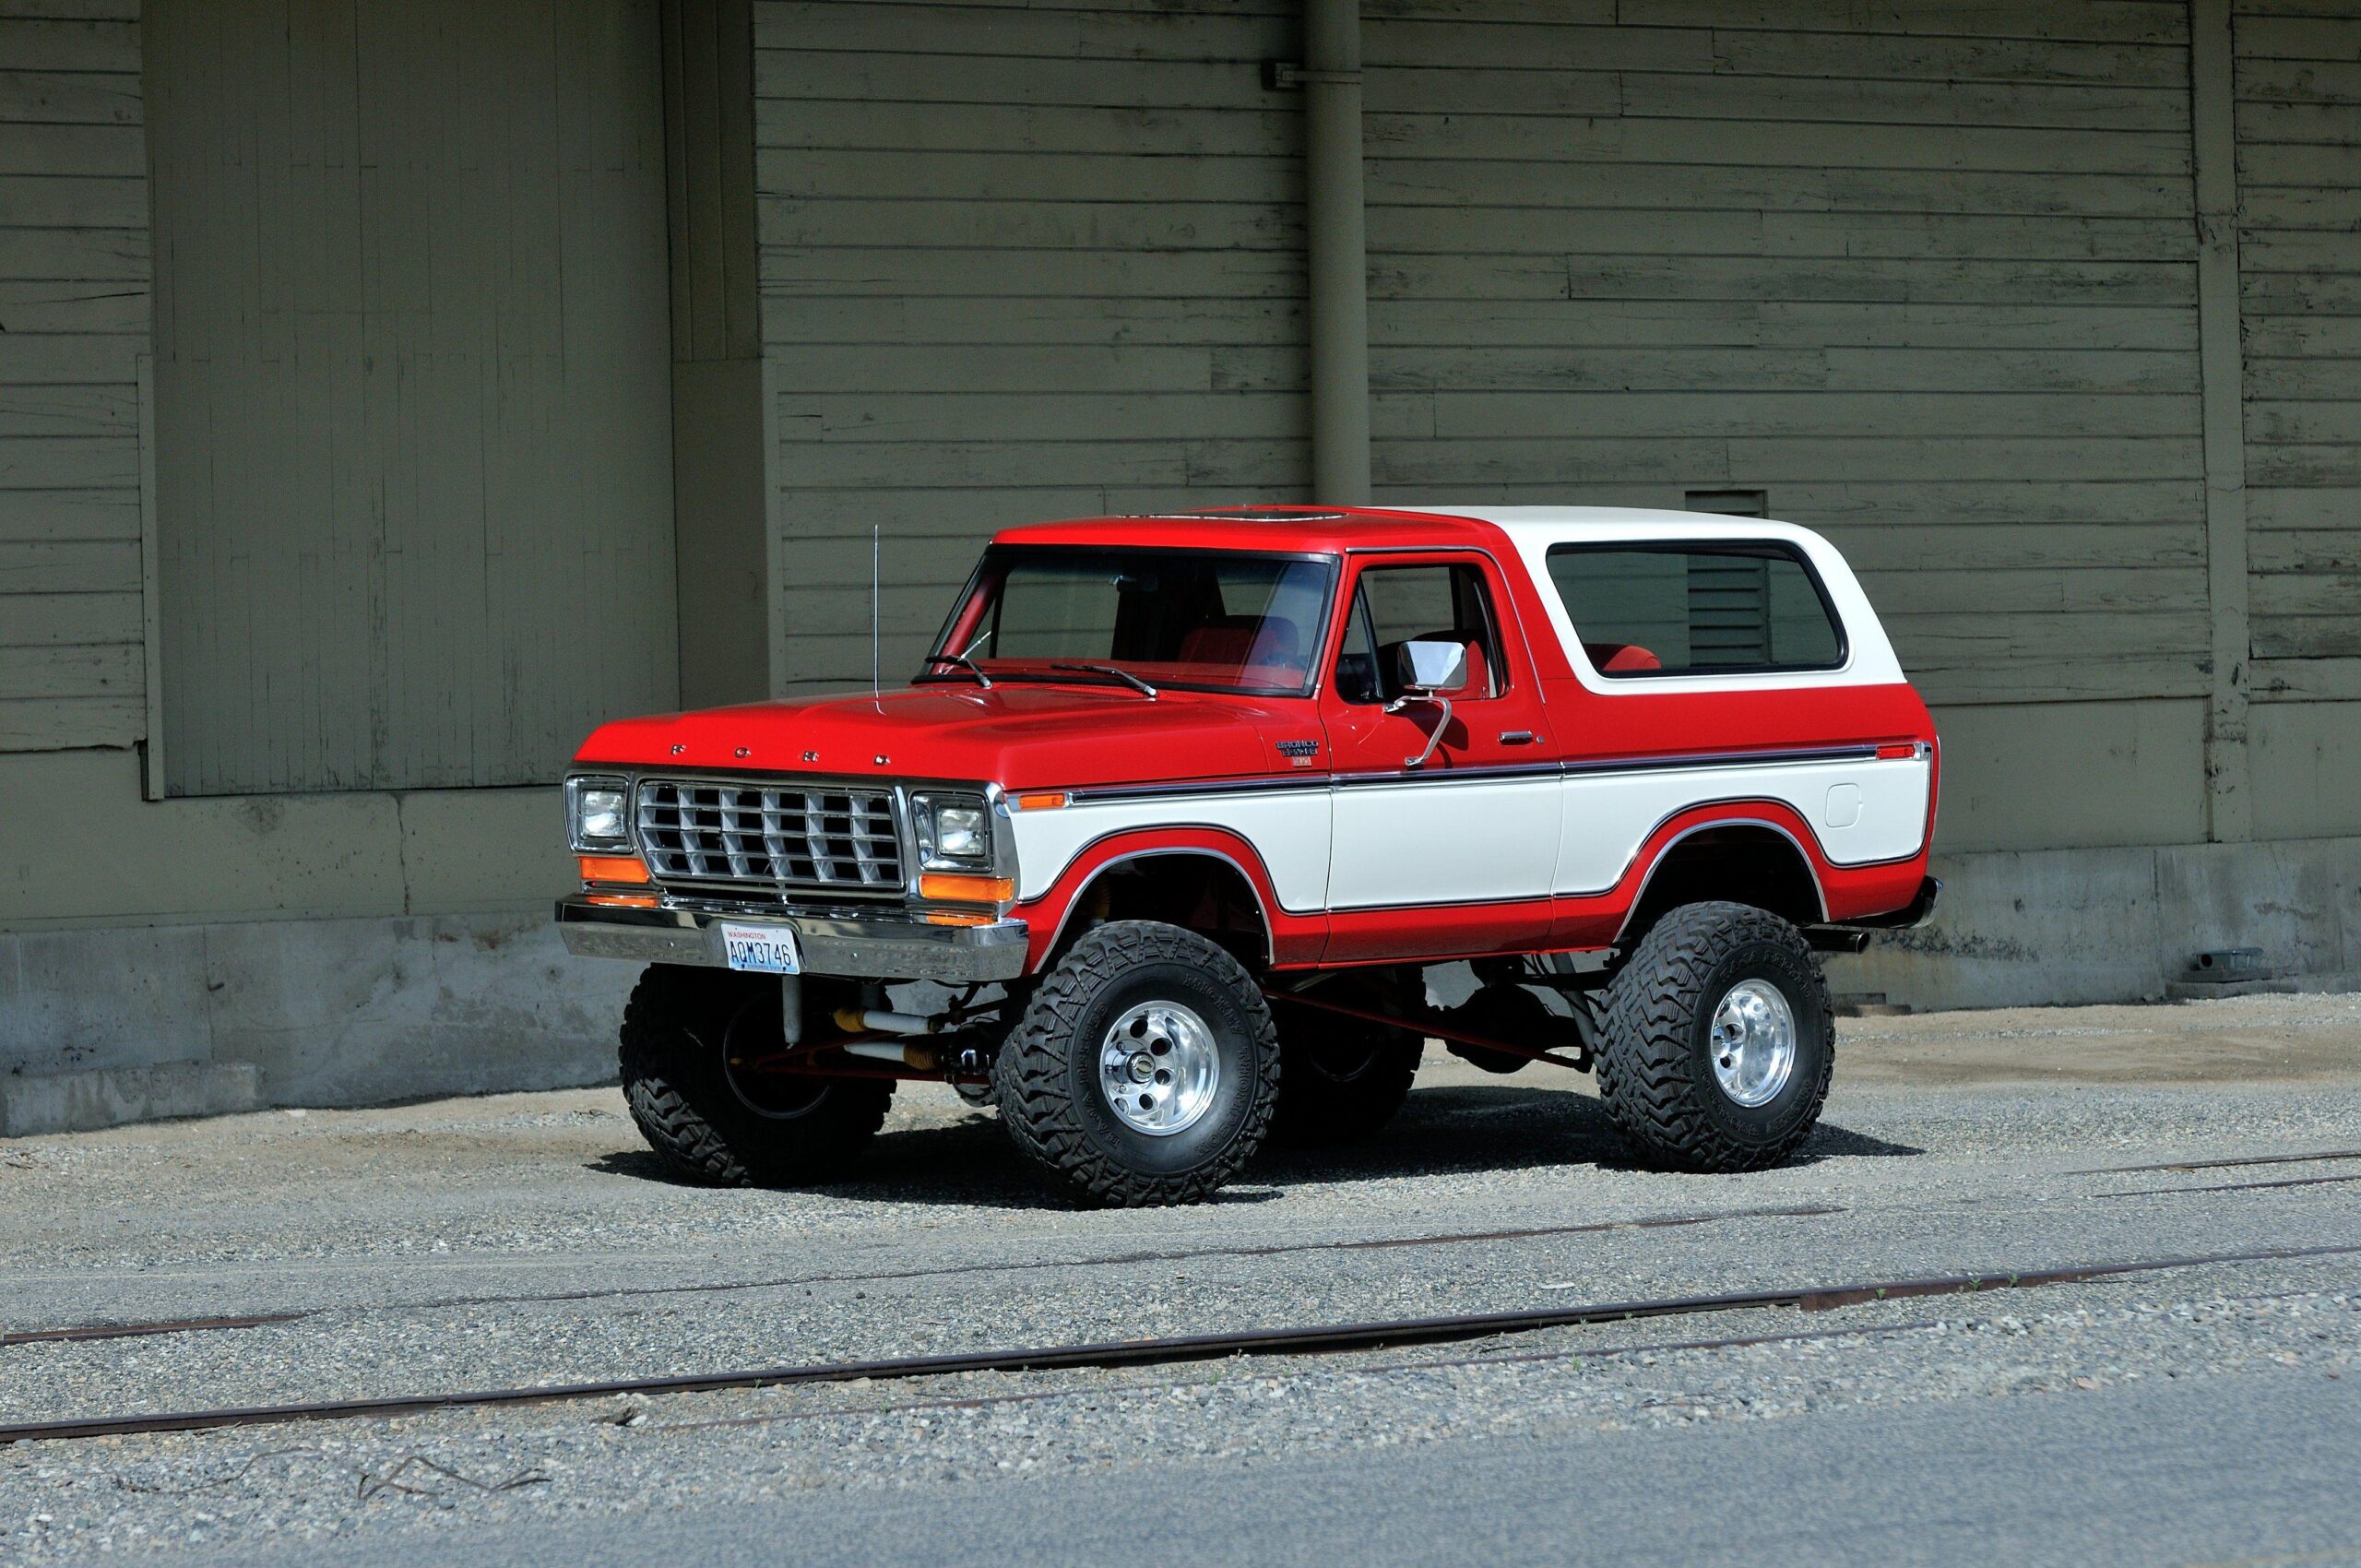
[1013, 790, 1071, 812]
[919, 873, 1015, 904]
[578, 855, 650, 885]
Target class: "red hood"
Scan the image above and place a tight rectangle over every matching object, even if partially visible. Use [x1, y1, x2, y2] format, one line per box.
[575, 684, 1302, 790]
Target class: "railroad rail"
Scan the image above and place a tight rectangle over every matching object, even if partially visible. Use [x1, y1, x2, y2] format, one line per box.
[1, 1201, 1845, 1349]
[5, 1240, 2357, 1447]
[9, 1145, 2359, 1352]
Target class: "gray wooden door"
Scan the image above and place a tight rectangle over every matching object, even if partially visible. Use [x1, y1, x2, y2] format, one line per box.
[148, 0, 679, 794]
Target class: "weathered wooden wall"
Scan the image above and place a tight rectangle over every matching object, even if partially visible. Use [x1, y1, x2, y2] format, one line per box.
[751, 0, 1312, 688]
[2235, 2, 2361, 838]
[0, 2, 148, 754]
[0, 0, 2355, 879]
[144, 0, 682, 794]
[1358, 0, 2215, 850]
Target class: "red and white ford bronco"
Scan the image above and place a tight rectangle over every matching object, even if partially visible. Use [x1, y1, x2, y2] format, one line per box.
[558, 506, 1939, 1206]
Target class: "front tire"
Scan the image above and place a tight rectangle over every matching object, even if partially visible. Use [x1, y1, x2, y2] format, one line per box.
[620, 966, 894, 1187]
[1596, 902, 1833, 1172]
[992, 921, 1279, 1206]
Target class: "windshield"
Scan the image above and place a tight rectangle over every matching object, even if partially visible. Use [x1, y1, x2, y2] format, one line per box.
[925, 547, 1337, 695]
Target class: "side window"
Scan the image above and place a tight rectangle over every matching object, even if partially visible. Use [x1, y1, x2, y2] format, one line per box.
[1545, 544, 1845, 677]
[1334, 563, 1504, 704]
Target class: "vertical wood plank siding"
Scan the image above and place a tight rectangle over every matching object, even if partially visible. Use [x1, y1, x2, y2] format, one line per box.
[2236, 4, 2361, 690]
[1362, 0, 2208, 708]
[0, 5, 148, 752]
[751, 0, 1311, 689]
[2234, 2, 2361, 838]
[144, 0, 680, 794]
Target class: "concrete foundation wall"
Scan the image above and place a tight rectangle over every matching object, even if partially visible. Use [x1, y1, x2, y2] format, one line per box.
[1831, 835, 2361, 1012]
[0, 747, 624, 1136]
[1, 910, 633, 1134]
[7, 817, 2359, 1138]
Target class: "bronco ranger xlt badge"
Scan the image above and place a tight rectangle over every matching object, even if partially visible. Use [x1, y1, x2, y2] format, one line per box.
[557, 505, 1940, 1207]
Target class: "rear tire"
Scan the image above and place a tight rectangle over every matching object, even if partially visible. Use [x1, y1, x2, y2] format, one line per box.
[1269, 985, 1421, 1146]
[992, 921, 1278, 1206]
[1596, 901, 1833, 1173]
[620, 965, 894, 1187]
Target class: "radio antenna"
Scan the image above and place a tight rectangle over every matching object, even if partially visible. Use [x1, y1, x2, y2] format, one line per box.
[871, 522, 883, 708]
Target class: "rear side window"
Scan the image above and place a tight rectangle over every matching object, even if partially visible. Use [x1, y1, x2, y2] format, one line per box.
[1545, 543, 1845, 677]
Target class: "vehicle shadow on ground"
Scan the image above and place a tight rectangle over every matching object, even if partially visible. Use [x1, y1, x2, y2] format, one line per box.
[1262, 1086, 1922, 1184]
[589, 1083, 1920, 1206]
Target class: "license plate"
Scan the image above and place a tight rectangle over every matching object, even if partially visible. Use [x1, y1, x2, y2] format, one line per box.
[721, 924, 801, 975]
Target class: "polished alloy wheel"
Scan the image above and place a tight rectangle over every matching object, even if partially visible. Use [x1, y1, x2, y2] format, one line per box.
[1097, 1000, 1220, 1135]
[1707, 978, 1797, 1108]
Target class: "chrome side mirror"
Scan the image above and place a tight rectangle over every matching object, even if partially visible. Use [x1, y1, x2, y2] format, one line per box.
[1385, 640, 1467, 769]
[1394, 639, 1467, 695]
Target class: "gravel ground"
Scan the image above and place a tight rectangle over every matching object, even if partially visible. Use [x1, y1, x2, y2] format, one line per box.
[2, 992, 2359, 1563]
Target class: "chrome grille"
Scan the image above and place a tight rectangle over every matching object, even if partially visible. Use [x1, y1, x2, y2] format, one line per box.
[635, 779, 904, 895]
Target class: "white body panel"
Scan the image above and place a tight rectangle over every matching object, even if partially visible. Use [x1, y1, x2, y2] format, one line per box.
[1555, 755, 1931, 897]
[1012, 754, 1928, 914]
[1009, 788, 1334, 911]
[1327, 774, 1560, 909]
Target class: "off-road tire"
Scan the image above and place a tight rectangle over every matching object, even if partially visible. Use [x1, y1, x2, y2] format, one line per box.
[1268, 994, 1422, 1146]
[1596, 901, 1833, 1173]
[991, 921, 1279, 1206]
[620, 965, 894, 1187]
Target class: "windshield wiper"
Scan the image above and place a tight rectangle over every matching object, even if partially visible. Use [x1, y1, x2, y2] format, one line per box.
[921, 653, 992, 689]
[1050, 662, 1158, 699]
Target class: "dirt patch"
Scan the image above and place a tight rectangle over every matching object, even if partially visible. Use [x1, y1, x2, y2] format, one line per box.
[1834, 992, 2361, 1087]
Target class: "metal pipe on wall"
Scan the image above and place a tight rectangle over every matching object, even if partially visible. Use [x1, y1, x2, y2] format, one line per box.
[1304, 0, 1370, 505]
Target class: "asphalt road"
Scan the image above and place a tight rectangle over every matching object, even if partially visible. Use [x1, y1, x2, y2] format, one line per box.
[1, 991, 2357, 1564]
[196, 1360, 2361, 1568]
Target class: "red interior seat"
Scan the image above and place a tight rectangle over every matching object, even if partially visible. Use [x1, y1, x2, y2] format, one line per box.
[1177, 618, 1259, 667]
[1584, 641, 1661, 673]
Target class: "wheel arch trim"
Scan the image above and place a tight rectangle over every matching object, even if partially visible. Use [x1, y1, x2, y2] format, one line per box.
[1608, 807, 1833, 944]
[1020, 828, 1290, 969]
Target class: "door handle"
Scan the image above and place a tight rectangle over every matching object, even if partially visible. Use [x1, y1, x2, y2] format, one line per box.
[1499, 730, 1536, 745]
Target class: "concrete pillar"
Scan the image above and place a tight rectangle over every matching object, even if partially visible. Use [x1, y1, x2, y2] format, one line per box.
[1304, 0, 1370, 505]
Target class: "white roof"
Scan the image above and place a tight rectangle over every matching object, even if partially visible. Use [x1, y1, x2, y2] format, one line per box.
[1413, 505, 1829, 548]
[1407, 506, 1907, 694]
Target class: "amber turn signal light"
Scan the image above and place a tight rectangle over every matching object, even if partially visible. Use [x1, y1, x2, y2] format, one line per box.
[578, 855, 650, 885]
[918, 873, 1015, 904]
[922, 909, 995, 928]
[583, 892, 659, 909]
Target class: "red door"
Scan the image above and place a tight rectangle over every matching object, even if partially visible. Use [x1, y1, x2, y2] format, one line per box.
[1318, 552, 1559, 962]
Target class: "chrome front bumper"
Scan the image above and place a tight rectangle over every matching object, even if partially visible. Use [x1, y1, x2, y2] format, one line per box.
[553, 898, 1030, 984]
